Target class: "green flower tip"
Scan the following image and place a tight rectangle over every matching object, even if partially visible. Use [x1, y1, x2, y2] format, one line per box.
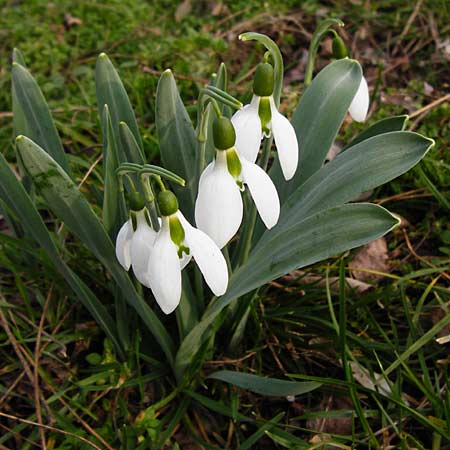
[332, 35, 348, 59]
[99, 52, 108, 59]
[213, 116, 236, 150]
[16, 135, 24, 142]
[163, 68, 172, 76]
[158, 190, 179, 216]
[12, 61, 19, 68]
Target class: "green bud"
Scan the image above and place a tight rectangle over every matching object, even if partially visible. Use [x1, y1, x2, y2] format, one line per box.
[157, 190, 178, 216]
[253, 63, 274, 97]
[213, 116, 236, 150]
[332, 35, 348, 59]
[128, 191, 145, 211]
[258, 97, 272, 136]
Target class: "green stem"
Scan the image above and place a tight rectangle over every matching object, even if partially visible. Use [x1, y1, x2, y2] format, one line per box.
[304, 18, 344, 87]
[239, 137, 272, 265]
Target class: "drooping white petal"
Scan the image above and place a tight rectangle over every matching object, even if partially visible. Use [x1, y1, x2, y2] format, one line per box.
[348, 76, 369, 122]
[178, 212, 228, 296]
[241, 158, 280, 229]
[269, 97, 299, 181]
[147, 218, 181, 314]
[195, 152, 243, 249]
[130, 211, 157, 287]
[115, 219, 133, 271]
[231, 95, 262, 163]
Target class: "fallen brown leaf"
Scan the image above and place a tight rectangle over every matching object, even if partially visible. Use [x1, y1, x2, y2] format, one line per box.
[349, 237, 389, 282]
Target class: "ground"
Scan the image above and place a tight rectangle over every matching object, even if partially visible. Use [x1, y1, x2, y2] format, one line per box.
[0, 0, 449, 448]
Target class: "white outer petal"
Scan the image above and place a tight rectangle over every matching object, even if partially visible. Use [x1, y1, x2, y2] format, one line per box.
[270, 97, 299, 181]
[241, 158, 280, 229]
[130, 212, 157, 287]
[115, 219, 133, 270]
[348, 76, 369, 122]
[231, 95, 262, 163]
[178, 212, 228, 296]
[194, 153, 243, 249]
[147, 218, 181, 314]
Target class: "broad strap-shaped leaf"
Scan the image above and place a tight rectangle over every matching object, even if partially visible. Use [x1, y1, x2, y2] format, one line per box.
[95, 53, 145, 164]
[101, 105, 127, 238]
[175, 203, 399, 376]
[156, 70, 197, 221]
[270, 59, 362, 204]
[0, 151, 123, 356]
[271, 131, 433, 236]
[12, 63, 70, 174]
[16, 136, 175, 366]
[344, 115, 409, 150]
[208, 370, 321, 397]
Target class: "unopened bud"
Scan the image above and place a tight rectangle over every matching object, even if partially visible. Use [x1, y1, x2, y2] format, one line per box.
[128, 191, 145, 211]
[213, 116, 236, 150]
[158, 190, 178, 216]
[253, 63, 274, 97]
[332, 35, 348, 59]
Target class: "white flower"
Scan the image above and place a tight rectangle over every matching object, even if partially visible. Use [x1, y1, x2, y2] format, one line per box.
[148, 210, 228, 314]
[195, 148, 280, 249]
[115, 209, 157, 287]
[231, 95, 298, 181]
[348, 75, 369, 122]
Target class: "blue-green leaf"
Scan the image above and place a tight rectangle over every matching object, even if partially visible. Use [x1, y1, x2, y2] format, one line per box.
[208, 370, 321, 397]
[95, 53, 144, 164]
[270, 58, 362, 204]
[101, 105, 127, 238]
[175, 203, 399, 377]
[156, 69, 197, 221]
[12, 63, 70, 174]
[15, 136, 175, 366]
[0, 152, 123, 357]
[344, 115, 409, 150]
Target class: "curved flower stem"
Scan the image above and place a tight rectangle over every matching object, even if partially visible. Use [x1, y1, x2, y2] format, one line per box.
[239, 32, 283, 107]
[139, 174, 160, 231]
[116, 163, 185, 187]
[304, 18, 344, 87]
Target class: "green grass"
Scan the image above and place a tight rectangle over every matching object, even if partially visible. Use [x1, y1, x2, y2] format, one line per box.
[0, 0, 449, 448]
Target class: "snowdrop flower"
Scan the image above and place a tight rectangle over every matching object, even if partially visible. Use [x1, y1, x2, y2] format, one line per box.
[116, 192, 157, 287]
[195, 116, 280, 249]
[332, 34, 369, 123]
[147, 190, 228, 314]
[348, 75, 369, 122]
[231, 62, 298, 180]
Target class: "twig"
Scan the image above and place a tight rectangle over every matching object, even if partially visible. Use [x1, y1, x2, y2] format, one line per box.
[392, 0, 425, 56]
[0, 412, 103, 450]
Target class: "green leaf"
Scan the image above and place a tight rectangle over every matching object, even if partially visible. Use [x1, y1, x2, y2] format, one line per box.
[15, 136, 175, 366]
[12, 47, 26, 66]
[237, 412, 284, 450]
[101, 105, 127, 237]
[275, 131, 433, 234]
[271, 58, 362, 204]
[11, 63, 70, 174]
[156, 69, 197, 221]
[95, 53, 144, 164]
[0, 152, 124, 357]
[344, 115, 409, 150]
[208, 371, 321, 397]
[119, 121, 146, 167]
[175, 203, 399, 377]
